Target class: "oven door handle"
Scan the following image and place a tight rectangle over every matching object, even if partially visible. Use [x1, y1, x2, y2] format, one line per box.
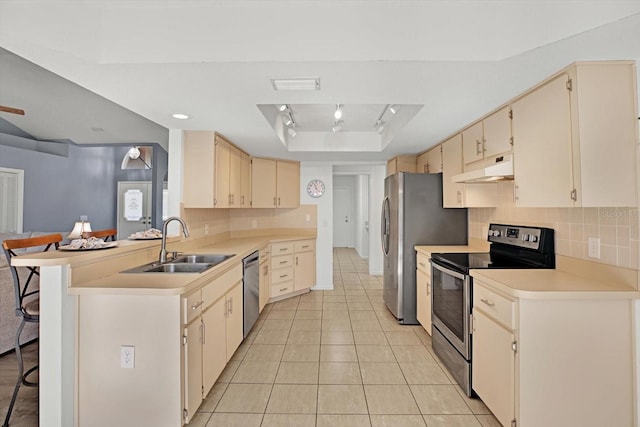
[431, 260, 467, 281]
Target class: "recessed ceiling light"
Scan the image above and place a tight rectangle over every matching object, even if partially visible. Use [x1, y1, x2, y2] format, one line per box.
[172, 113, 189, 120]
[271, 77, 320, 91]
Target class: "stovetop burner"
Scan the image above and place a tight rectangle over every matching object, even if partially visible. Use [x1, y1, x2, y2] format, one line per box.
[430, 224, 555, 274]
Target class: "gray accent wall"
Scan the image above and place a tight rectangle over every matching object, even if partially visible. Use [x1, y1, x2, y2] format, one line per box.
[0, 142, 167, 233]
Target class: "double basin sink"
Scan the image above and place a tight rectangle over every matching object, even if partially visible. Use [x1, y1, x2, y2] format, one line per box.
[123, 254, 235, 274]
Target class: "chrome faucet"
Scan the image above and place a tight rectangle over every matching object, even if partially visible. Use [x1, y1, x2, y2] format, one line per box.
[159, 217, 190, 263]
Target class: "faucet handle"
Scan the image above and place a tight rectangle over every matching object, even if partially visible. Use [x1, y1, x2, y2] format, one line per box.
[169, 251, 182, 261]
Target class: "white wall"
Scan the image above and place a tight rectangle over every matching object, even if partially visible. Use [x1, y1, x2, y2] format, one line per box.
[356, 175, 369, 258]
[166, 129, 184, 235]
[300, 162, 334, 290]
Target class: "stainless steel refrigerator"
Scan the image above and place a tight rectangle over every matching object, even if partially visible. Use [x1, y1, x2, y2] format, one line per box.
[381, 173, 468, 324]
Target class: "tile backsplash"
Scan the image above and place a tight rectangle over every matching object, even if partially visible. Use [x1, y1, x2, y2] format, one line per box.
[469, 182, 640, 270]
[182, 205, 317, 239]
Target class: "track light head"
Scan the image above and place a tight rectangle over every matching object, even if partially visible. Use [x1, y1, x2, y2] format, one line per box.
[334, 104, 343, 120]
[287, 127, 297, 137]
[278, 104, 288, 112]
[389, 105, 399, 114]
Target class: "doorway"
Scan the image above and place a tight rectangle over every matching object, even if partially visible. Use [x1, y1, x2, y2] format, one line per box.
[333, 186, 352, 247]
[0, 167, 24, 233]
[117, 181, 153, 239]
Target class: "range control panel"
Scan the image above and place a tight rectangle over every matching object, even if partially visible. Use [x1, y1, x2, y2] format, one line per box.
[487, 224, 548, 250]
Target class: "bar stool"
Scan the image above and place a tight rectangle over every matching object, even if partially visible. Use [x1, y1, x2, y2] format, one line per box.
[85, 228, 117, 242]
[1, 233, 62, 427]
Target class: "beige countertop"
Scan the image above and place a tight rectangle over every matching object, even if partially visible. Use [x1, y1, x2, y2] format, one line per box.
[12, 233, 315, 296]
[471, 268, 640, 300]
[415, 238, 490, 255]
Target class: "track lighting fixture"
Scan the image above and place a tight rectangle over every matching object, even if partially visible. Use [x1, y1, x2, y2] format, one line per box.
[389, 105, 399, 114]
[278, 104, 288, 112]
[281, 115, 293, 126]
[332, 120, 343, 133]
[334, 104, 343, 120]
[375, 120, 385, 134]
[287, 127, 297, 137]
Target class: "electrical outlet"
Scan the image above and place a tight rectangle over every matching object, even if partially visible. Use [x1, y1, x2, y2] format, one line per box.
[305, 214, 311, 222]
[482, 226, 488, 237]
[251, 220, 257, 229]
[588, 237, 600, 259]
[80, 215, 88, 221]
[204, 224, 209, 235]
[120, 345, 135, 369]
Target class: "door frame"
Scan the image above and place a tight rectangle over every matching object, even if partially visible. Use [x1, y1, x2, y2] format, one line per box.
[333, 185, 353, 247]
[0, 167, 24, 233]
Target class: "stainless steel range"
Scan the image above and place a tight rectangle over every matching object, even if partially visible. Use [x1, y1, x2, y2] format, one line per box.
[429, 223, 555, 396]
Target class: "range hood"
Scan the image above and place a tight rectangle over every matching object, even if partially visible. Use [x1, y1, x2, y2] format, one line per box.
[452, 154, 514, 183]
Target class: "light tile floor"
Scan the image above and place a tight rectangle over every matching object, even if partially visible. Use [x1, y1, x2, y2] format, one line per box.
[0, 248, 501, 427]
[188, 248, 501, 427]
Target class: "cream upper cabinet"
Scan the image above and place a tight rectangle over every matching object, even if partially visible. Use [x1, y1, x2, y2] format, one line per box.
[251, 158, 300, 208]
[387, 155, 417, 176]
[240, 152, 251, 208]
[182, 131, 250, 209]
[276, 160, 300, 208]
[417, 146, 443, 173]
[442, 134, 497, 208]
[463, 107, 512, 167]
[512, 62, 638, 207]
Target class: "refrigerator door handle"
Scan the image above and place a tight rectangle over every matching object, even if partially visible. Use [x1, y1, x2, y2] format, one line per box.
[381, 196, 390, 255]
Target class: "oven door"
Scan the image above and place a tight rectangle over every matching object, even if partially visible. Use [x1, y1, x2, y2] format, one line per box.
[430, 260, 471, 360]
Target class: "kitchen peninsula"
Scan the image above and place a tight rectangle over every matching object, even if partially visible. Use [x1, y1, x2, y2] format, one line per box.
[12, 231, 316, 427]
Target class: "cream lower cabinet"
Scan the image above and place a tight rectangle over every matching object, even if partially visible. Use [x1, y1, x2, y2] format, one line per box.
[270, 239, 316, 299]
[258, 245, 270, 312]
[415, 252, 431, 335]
[182, 265, 243, 423]
[472, 279, 636, 427]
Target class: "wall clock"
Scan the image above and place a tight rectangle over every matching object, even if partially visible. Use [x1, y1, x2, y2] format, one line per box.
[306, 179, 325, 198]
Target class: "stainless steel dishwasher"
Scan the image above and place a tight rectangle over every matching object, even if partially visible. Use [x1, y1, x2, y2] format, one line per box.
[242, 251, 260, 338]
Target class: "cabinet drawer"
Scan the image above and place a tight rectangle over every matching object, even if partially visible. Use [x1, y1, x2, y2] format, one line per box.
[271, 254, 293, 269]
[416, 253, 430, 275]
[271, 267, 294, 284]
[271, 281, 294, 298]
[271, 242, 294, 256]
[294, 240, 314, 253]
[473, 284, 514, 329]
[183, 290, 203, 325]
[202, 264, 243, 309]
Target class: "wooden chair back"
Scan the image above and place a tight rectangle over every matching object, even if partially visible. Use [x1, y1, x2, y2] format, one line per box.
[2, 233, 62, 317]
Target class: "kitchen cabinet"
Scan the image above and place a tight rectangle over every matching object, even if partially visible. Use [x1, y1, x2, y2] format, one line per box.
[250, 157, 300, 208]
[471, 277, 636, 427]
[471, 285, 515, 427]
[512, 61, 638, 207]
[416, 145, 442, 173]
[182, 265, 243, 422]
[258, 245, 270, 312]
[182, 132, 250, 208]
[462, 107, 512, 166]
[269, 239, 316, 300]
[294, 240, 316, 291]
[387, 155, 417, 176]
[415, 252, 431, 334]
[240, 152, 251, 207]
[441, 133, 497, 208]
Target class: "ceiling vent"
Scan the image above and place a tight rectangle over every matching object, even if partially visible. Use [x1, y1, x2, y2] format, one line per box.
[271, 77, 320, 91]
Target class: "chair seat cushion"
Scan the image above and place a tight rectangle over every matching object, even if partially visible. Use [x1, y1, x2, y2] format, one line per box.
[23, 299, 40, 316]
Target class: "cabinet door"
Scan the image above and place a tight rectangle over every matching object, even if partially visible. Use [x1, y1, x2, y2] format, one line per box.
[202, 298, 227, 396]
[416, 152, 429, 173]
[240, 152, 251, 207]
[483, 106, 512, 158]
[462, 121, 484, 165]
[427, 145, 443, 174]
[183, 131, 215, 208]
[386, 158, 397, 176]
[214, 137, 231, 208]
[276, 161, 300, 208]
[294, 250, 315, 291]
[183, 321, 202, 422]
[225, 282, 243, 361]
[472, 309, 515, 427]
[251, 157, 277, 208]
[228, 145, 242, 208]
[415, 268, 431, 334]
[512, 74, 573, 207]
[441, 134, 465, 208]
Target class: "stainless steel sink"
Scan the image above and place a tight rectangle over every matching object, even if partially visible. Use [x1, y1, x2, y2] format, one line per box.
[121, 253, 234, 274]
[143, 262, 213, 273]
[173, 254, 234, 265]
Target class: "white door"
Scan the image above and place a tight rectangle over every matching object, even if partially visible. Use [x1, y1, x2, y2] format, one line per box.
[117, 181, 152, 239]
[0, 167, 24, 233]
[333, 186, 351, 247]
